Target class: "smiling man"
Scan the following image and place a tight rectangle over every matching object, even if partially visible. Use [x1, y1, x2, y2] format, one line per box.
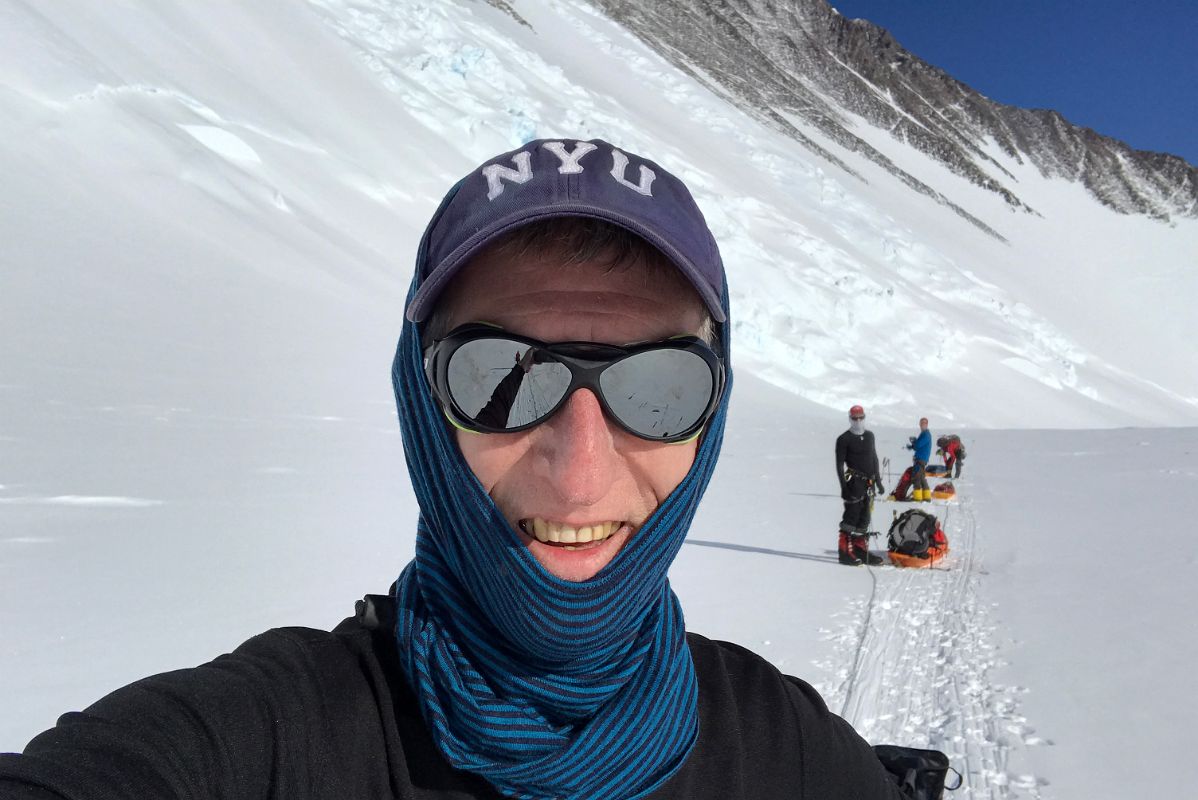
[0, 139, 903, 799]
[424, 222, 711, 583]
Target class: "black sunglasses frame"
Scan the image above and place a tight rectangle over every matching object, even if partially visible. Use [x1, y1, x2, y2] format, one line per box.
[423, 323, 725, 443]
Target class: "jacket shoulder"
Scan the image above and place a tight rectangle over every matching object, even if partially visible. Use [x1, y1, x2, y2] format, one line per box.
[686, 632, 835, 724]
[678, 634, 901, 799]
[0, 624, 388, 799]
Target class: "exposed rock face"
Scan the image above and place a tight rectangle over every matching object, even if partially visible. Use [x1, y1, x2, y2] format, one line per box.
[482, 0, 531, 28]
[588, 0, 1198, 228]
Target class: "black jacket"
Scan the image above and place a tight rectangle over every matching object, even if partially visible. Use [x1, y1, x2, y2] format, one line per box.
[0, 595, 901, 799]
[835, 429, 881, 490]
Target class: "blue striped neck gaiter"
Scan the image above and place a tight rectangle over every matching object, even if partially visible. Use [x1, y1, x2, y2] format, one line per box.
[390, 290, 731, 800]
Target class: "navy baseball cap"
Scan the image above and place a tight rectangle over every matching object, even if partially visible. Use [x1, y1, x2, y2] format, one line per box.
[404, 138, 726, 323]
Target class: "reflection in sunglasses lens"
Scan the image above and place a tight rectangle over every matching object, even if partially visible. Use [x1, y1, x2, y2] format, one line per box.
[601, 349, 712, 439]
[448, 339, 571, 429]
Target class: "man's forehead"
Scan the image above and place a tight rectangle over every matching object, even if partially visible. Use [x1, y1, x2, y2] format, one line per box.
[443, 246, 705, 338]
[456, 245, 692, 291]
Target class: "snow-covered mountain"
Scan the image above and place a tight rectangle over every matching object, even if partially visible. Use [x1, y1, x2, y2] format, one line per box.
[6, 0, 1194, 430]
[591, 0, 1198, 225]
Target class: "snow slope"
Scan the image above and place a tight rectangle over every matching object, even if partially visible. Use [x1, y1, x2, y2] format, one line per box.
[676, 394, 1198, 798]
[3, 1, 1198, 798]
[4, 0, 1194, 430]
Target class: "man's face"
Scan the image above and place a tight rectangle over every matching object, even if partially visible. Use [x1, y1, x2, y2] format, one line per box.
[436, 244, 707, 582]
[920, 417, 929, 430]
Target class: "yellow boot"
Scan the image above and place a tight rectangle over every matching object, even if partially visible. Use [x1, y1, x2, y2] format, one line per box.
[913, 488, 924, 501]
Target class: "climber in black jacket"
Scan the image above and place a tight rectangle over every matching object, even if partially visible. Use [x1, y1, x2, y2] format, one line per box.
[835, 404, 885, 565]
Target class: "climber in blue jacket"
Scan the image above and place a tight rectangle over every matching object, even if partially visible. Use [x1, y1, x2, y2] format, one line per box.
[905, 417, 933, 501]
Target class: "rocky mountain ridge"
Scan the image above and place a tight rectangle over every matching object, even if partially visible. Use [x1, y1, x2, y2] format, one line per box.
[580, 0, 1197, 233]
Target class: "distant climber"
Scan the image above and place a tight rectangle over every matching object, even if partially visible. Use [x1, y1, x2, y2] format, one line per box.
[937, 434, 966, 479]
[905, 417, 932, 502]
[835, 405, 884, 565]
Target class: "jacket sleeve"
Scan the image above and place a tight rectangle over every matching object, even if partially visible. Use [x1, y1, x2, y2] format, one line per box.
[0, 629, 334, 800]
[834, 435, 847, 488]
[867, 432, 881, 483]
[683, 635, 904, 799]
[781, 676, 905, 799]
[473, 361, 528, 428]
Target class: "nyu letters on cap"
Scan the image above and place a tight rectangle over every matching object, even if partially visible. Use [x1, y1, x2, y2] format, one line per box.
[404, 139, 726, 323]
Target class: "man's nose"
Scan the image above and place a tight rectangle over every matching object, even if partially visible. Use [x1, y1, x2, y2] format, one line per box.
[535, 388, 618, 507]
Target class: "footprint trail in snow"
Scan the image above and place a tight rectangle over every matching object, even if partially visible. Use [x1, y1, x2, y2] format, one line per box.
[814, 494, 1050, 798]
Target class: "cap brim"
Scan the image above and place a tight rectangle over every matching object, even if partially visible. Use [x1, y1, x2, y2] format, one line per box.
[404, 204, 726, 324]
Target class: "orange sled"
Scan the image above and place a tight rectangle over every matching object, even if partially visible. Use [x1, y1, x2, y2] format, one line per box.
[887, 509, 949, 568]
[888, 543, 949, 568]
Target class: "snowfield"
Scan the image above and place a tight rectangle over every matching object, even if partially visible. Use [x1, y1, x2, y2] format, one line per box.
[2, 1, 1197, 798]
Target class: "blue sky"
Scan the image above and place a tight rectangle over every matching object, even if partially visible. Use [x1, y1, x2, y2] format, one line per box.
[828, 0, 1197, 166]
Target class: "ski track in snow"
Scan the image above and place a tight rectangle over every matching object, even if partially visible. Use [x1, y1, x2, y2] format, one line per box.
[0, 495, 163, 508]
[814, 491, 1049, 799]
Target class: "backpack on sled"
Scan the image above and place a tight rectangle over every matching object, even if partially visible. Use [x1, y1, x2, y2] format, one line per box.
[887, 509, 948, 568]
[930, 482, 955, 501]
[890, 467, 914, 501]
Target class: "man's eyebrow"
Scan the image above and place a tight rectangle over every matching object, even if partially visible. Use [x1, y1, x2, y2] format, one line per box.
[464, 325, 697, 347]
[622, 333, 706, 346]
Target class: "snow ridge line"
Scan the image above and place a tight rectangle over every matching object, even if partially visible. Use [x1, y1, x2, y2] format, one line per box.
[814, 493, 1049, 798]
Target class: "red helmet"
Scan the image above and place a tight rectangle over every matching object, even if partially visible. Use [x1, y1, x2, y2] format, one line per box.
[849, 404, 865, 419]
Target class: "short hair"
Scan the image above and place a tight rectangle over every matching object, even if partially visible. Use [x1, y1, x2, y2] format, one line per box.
[424, 217, 716, 345]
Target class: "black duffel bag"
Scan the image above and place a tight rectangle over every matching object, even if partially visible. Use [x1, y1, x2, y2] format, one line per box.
[873, 745, 961, 799]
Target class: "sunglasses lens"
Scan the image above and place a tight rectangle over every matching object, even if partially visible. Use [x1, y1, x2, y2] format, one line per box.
[600, 348, 714, 439]
[446, 338, 571, 429]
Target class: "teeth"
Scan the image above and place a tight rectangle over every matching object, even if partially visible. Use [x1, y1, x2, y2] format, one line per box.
[525, 519, 619, 545]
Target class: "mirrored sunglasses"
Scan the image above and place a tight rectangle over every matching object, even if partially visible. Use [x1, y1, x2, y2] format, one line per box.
[423, 324, 725, 443]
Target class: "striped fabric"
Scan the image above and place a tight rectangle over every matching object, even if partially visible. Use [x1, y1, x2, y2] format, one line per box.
[390, 279, 732, 799]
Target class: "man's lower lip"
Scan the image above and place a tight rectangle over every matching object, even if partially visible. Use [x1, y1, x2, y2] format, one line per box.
[539, 539, 608, 552]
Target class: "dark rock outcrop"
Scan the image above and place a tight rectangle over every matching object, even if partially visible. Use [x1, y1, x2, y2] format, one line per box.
[589, 0, 1197, 229]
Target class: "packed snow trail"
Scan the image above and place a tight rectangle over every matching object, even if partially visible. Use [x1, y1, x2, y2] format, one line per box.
[815, 491, 1049, 798]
